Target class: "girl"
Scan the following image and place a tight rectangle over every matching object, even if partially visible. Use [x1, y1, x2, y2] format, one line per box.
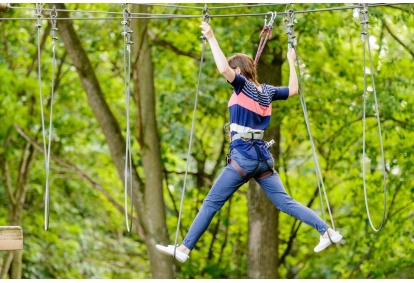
[156, 21, 342, 263]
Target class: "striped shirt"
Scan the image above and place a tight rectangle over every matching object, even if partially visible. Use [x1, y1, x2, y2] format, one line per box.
[228, 73, 289, 160]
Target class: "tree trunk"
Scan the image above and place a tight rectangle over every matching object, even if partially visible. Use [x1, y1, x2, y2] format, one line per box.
[247, 41, 284, 279]
[131, 5, 175, 278]
[51, 3, 174, 278]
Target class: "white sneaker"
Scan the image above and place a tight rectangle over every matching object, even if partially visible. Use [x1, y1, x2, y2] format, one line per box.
[314, 230, 343, 253]
[155, 244, 189, 263]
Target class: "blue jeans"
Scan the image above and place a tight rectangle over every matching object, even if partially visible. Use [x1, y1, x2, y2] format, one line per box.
[182, 148, 328, 250]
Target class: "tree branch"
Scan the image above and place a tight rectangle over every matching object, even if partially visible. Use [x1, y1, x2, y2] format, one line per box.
[382, 19, 414, 59]
[147, 30, 201, 61]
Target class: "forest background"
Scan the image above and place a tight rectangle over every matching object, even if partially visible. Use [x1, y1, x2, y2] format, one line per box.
[0, 2, 413, 279]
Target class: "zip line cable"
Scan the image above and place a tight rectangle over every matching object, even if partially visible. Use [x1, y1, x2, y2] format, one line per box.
[172, 4, 210, 260]
[3, 3, 404, 21]
[121, 4, 134, 233]
[359, 4, 387, 232]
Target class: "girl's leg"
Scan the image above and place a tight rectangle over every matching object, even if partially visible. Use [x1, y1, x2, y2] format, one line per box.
[182, 164, 245, 250]
[256, 171, 328, 235]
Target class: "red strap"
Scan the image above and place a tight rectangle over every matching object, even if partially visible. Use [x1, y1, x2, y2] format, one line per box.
[254, 26, 273, 67]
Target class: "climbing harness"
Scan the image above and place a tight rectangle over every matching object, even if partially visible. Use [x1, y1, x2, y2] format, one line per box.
[226, 140, 276, 183]
[253, 11, 277, 67]
[173, 4, 210, 258]
[358, 4, 387, 232]
[121, 4, 134, 233]
[283, 6, 336, 233]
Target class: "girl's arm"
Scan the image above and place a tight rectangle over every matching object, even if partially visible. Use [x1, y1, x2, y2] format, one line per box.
[200, 22, 235, 83]
[287, 49, 299, 97]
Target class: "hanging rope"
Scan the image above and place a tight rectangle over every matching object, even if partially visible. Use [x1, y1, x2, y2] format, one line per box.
[173, 4, 210, 258]
[35, 3, 49, 231]
[253, 11, 276, 67]
[283, 7, 336, 232]
[37, 5, 58, 231]
[358, 4, 387, 232]
[121, 4, 134, 233]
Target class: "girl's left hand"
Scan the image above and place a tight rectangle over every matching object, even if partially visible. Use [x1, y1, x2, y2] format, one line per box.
[200, 21, 214, 40]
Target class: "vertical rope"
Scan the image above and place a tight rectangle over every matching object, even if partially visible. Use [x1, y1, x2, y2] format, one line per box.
[284, 8, 336, 231]
[43, 6, 58, 231]
[35, 3, 51, 231]
[122, 4, 134, 232]
[173, 4, 210, 257]
[359, 4, 387, 232]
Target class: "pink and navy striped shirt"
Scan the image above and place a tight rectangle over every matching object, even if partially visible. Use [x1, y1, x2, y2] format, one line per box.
[228, 73, 289, 160]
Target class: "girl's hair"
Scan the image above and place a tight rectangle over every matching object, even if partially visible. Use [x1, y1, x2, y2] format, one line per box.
[228, 53, 259, 85]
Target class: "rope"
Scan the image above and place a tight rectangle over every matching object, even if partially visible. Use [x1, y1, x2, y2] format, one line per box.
[253, 11, 276, 68]
[121, 4, 134, 233]
[35, 3, 49, 231]
[39, 5, 59, 231]
[359, 4, 387, 232]
[173, 4, 210, 258]
[284, 8, 336, 232]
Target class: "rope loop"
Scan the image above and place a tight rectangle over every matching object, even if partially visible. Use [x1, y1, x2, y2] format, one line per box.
[359, 3, 387, 233]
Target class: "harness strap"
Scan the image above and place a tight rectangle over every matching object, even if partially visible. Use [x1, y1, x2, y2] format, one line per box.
[231, 132, 264, 142]
[228, 156, 274, 183]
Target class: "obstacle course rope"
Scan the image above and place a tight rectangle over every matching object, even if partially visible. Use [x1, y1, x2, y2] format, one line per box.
[358, 4, 387, 232]
[121, 4, 134, 233]
[284, 7, 336, 233]
[173, 4, 210, 258]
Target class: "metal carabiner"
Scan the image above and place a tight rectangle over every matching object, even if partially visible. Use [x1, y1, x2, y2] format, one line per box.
[268, 11, 277, 27]
[50, 5, 58, 18]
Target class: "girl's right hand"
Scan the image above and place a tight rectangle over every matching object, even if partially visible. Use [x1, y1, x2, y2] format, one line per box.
[200, 21, 214, 40]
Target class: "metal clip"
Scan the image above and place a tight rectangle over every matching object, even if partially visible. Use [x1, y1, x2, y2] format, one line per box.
[202, 4, 210, 24]
[266, 139, 275, 148]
